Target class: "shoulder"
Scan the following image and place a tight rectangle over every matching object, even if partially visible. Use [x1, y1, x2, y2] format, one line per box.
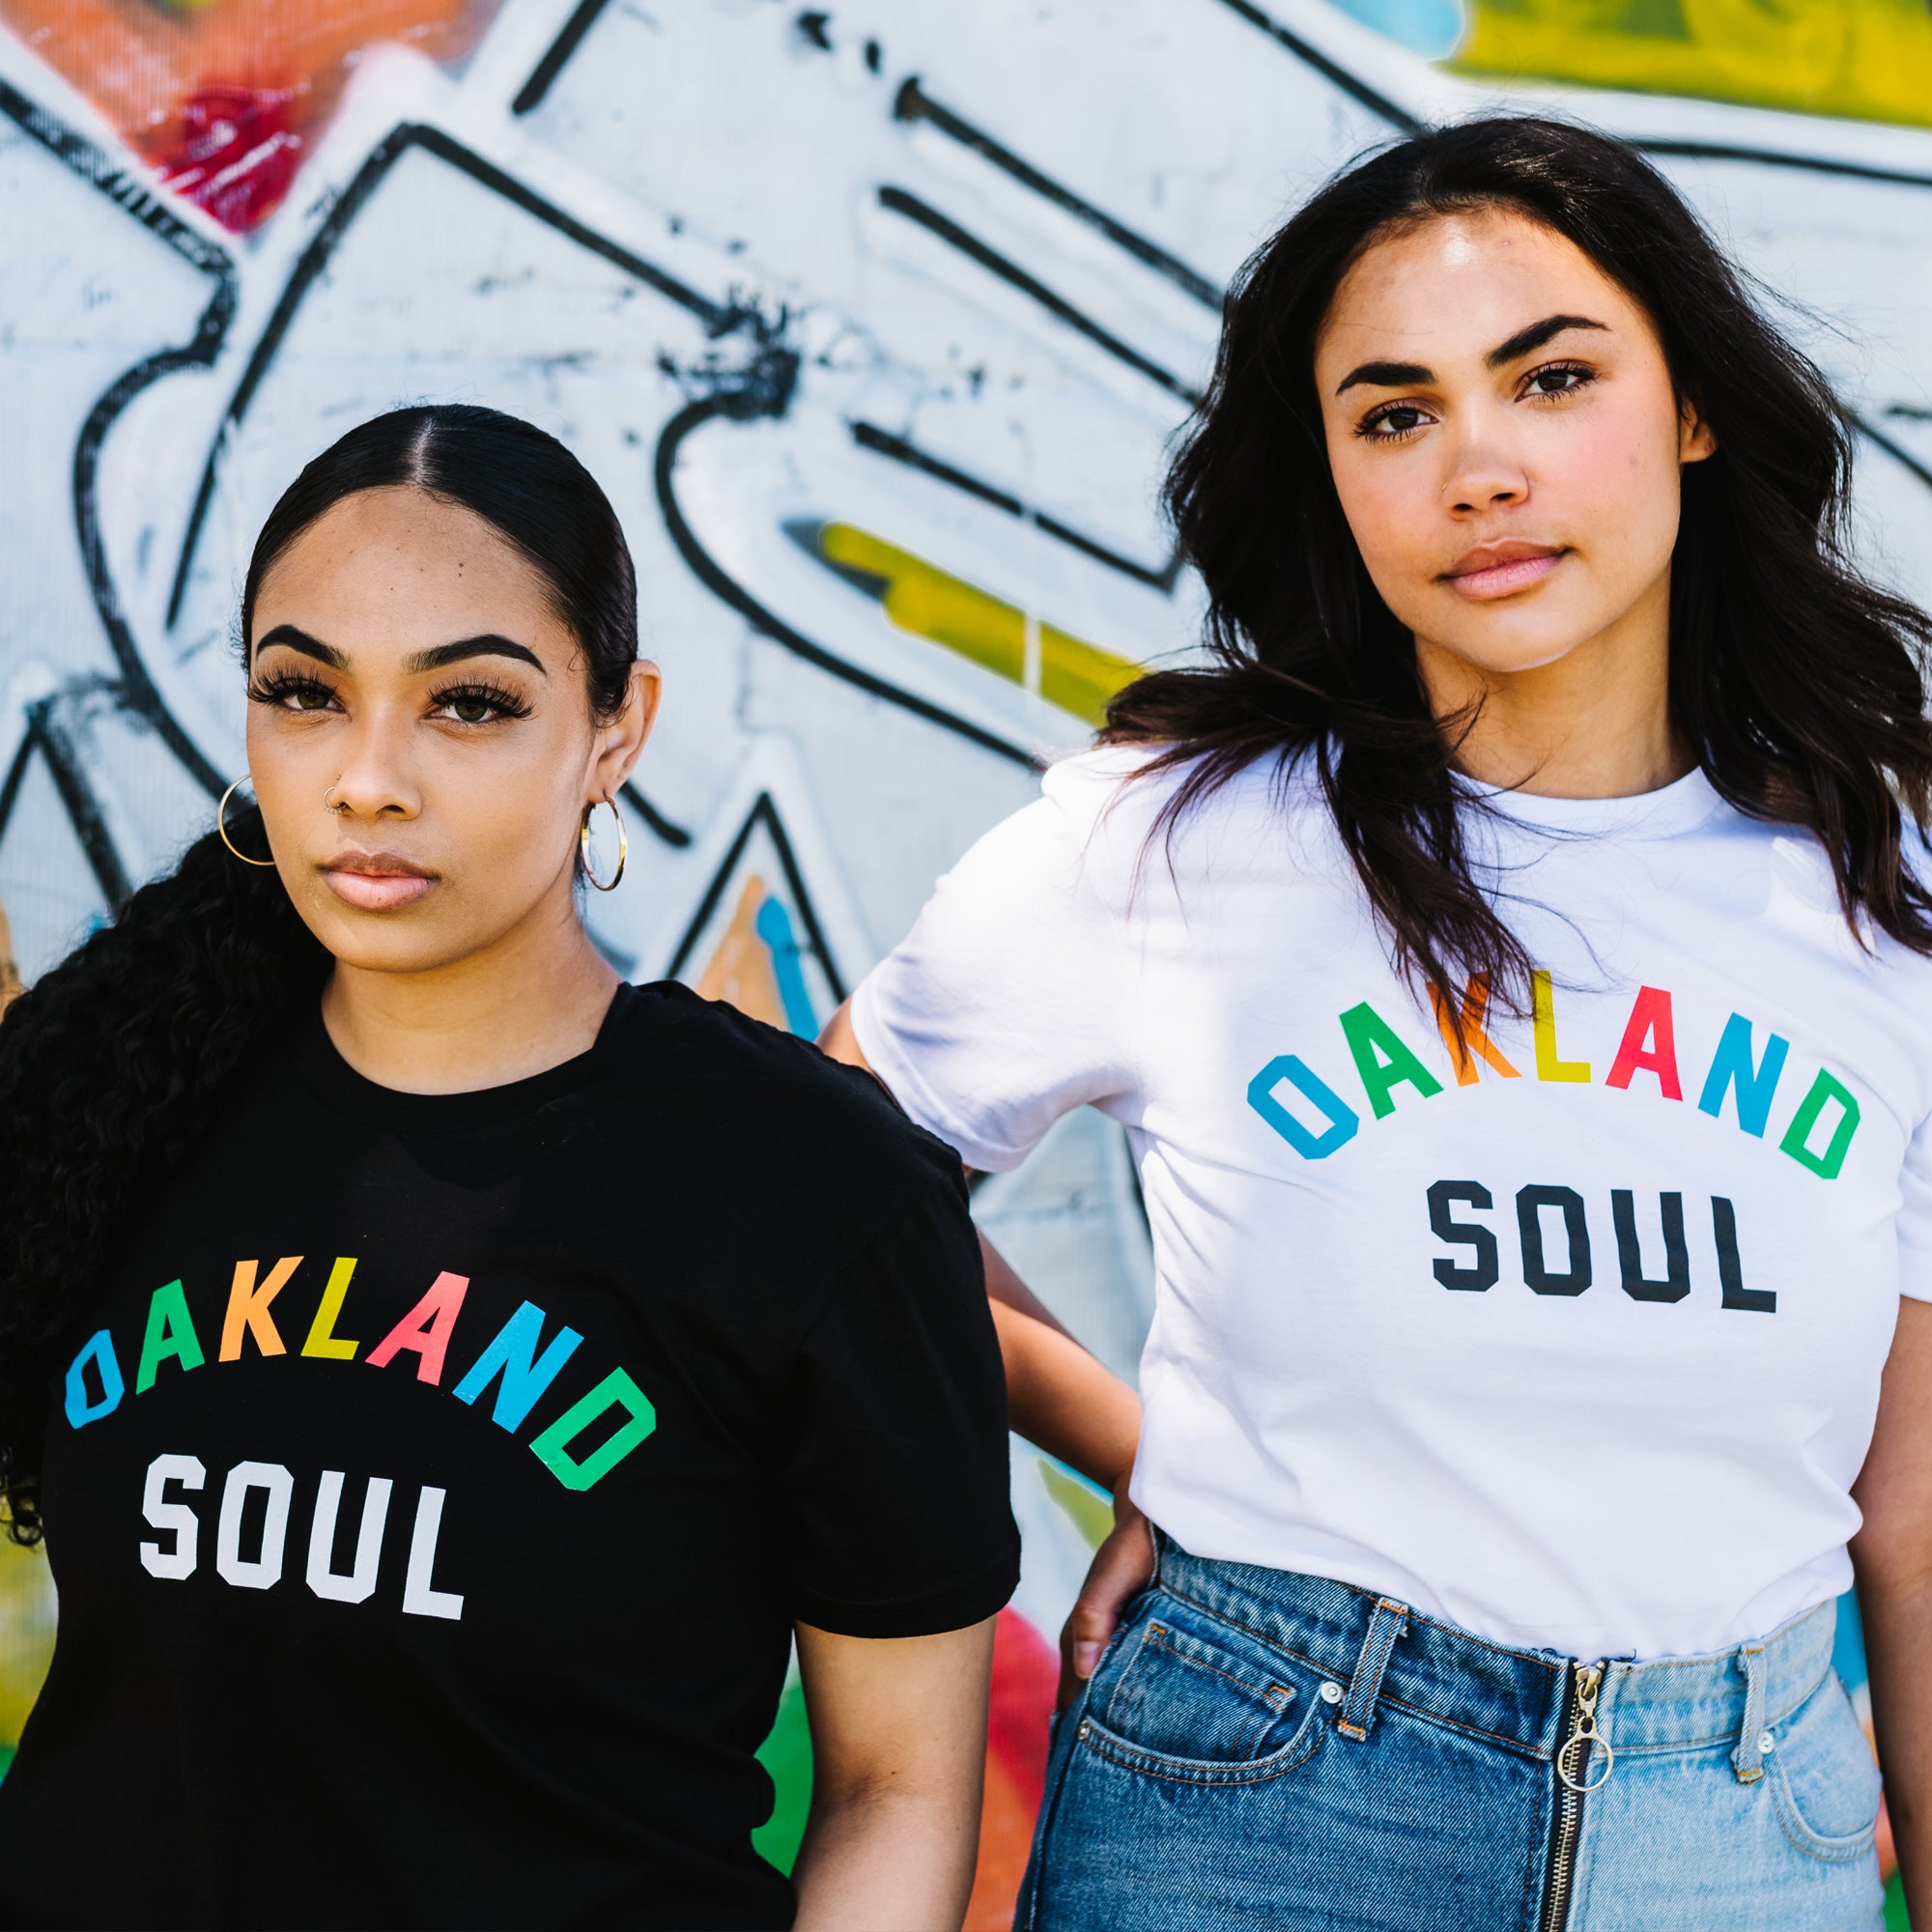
[1030, 740, 1335, 899]
[590, 981, 967, 1204]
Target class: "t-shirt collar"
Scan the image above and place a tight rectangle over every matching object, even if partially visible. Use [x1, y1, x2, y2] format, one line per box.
[1454, 764, 1724, 840]
[284, 981, 637, 1130]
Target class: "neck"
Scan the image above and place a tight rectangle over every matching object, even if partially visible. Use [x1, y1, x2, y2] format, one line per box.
[1415, 572, 1694, 800]
[321, 889, 619, 1094]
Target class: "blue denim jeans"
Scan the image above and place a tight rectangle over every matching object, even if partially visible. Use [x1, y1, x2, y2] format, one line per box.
[1016, 1536, 1884, 1931]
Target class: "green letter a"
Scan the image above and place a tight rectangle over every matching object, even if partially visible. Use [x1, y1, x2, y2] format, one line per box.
[136, 1280, 206, 1393]
[1340, 1002, 1444, 1121]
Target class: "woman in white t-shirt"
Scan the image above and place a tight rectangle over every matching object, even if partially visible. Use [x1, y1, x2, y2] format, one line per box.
[822, 118, 1932, 1928]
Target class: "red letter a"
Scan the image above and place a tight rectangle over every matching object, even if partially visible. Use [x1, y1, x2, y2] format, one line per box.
[366, 1272, 470, 1385]
[1606, 987, 1682, 1100]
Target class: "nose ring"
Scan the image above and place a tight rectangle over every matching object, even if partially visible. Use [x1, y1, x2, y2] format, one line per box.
[324, 776, 348, 815]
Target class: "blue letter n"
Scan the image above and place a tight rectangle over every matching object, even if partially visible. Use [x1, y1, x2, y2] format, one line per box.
[451, 1302, 584, 1433]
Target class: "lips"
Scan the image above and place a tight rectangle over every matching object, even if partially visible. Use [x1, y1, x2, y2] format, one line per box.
[321, 850, 438, 912]
[1442, 541, 1566, 601]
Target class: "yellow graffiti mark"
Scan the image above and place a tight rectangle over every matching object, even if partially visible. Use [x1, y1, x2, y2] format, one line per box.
[0, 1540, 55, 1748]
[695, 876, 789, 1031]
[1037, 1458, 1113, 1551]
[813, 524, 1140, 728]
[1455, 0, 1932, 131]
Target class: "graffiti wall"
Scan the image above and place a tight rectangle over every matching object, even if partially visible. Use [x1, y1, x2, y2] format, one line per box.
[4, 0, 1932, 1920]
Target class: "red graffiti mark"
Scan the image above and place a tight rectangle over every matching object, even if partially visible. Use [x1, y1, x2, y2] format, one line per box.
[963, 1606, 1061, 1931]
[155, 84, 304, 231]
[0, 0, 494, 232]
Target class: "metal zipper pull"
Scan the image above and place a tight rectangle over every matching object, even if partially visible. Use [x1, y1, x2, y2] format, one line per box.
[1556, 1665, 1614, 1793]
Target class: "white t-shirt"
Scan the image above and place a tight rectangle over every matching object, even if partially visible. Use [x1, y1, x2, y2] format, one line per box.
[851, 747, 1932, 1662]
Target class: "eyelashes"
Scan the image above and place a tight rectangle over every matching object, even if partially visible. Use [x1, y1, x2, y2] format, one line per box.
[246, 669, 337, 712]
[244, 668, 534, 724]
[1356, 401, 1432, 443]
[1519, 359, 1597, 401]
[1353, 359, 1600, 442]
[427, 680, 533, 724]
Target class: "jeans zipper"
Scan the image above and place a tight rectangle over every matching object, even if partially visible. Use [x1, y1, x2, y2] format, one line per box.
[1540, 1663, 1606, 1932]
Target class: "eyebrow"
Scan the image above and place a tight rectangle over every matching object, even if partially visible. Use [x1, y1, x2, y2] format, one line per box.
[252, 625, 546, 676]
[253, 624, 347, 668]
[404, 636, 548, 676]
[1484, 312, 1608, 369]
[1333, 314, 1610, 394]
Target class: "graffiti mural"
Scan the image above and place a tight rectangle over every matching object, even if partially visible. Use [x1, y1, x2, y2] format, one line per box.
[4, 0, 1932, 1919]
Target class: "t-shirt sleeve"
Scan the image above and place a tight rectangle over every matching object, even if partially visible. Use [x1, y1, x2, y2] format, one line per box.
[1898, 1107, 1932, 1302]
[777, 1179, 1020, 1637]
[850, 781, 1138, 1172]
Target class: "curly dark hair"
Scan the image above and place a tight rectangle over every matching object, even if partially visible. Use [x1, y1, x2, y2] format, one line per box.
[0, 404, 639, 1541]
[1108, 116, 1932, 1009]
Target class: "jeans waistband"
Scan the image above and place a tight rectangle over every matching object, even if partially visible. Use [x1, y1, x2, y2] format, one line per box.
[1151, 1533, 1838, 1763]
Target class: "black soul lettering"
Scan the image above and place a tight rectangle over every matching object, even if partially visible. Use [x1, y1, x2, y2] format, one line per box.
[1427, 1184, 1772, 1312]
[1426, 1181, 1499, 1292]
[1714, 1196, 1775, 1313]
[1517, 1185, 1592, 1296]
[1612, 1189, 1690, 1303]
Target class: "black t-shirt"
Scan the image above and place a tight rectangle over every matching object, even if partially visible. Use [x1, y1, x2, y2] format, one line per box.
[0, 983, 1018, 1930]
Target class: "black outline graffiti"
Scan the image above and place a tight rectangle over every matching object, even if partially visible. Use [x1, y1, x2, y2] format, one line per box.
[657, 396, 1034, 768]
[1855, 412, 1932, 493]
[878, 185, 1201, 406]
[160, 120, 1036, 771]
[514, 6, 1214, 560]
[664, 789, 847, 997]
[1623, 140, 1932, 194]
[165, 121, 729, 631]
[1211, 0, 1422, 131]
[2, 77, 236, 804]
[892, 76, 1221, 309]
[511, 0, 609, 116]
[1214, 0, 1932, 206]
[0, 84, 699, 900]
[0, 700, 134, 909]
[849, 420, 1180, 591]
[620, 782, 693, 846]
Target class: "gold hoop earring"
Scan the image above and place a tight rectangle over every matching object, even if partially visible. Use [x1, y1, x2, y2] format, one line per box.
[580, 796, 627, 892]
[216, 778, 277, 867]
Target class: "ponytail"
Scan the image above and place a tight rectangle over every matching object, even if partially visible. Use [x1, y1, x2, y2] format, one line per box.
[0, 810, 328, 1540]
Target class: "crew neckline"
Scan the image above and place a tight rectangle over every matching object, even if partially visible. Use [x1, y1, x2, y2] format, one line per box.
[286, 981, 639, 1129]
[1456, 764, 1724, 839]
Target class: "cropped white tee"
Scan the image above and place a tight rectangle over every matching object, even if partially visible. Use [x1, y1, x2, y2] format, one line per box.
[851, 749, 1932, 1662]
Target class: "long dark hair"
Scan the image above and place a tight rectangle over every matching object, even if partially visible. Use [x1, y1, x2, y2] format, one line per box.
[0, 405, 639, 1541]
[1110, 116, 1932, 1004]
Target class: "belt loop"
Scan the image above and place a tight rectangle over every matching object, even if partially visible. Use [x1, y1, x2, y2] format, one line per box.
[1732, 1641, 1768, 1783]
[1338, 1597, 1409, 1741]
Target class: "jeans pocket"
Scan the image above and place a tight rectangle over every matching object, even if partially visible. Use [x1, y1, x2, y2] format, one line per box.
[1079, 1595, 1326, 1784]
[1768, 1674, 1884, 1863]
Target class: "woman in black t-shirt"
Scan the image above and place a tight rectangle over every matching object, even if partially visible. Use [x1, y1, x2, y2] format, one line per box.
[0, 405, 1019, 1931]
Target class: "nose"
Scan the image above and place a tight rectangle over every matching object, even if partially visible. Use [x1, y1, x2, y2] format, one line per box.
[327, 711, 421, 822]
[1449, 476, 1523, 514]
[1442, 421, 1529, 517]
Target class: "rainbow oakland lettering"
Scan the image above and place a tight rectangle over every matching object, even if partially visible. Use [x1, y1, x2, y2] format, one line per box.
[63, 1267, 656, 1485]
[1248, 974, 1862, 1179]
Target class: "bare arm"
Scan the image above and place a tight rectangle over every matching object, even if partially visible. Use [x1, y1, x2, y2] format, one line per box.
[1852, 1295, 1932, 1918]
[818, 997, 1154, 1702]
[788, 1618, 996, 1932]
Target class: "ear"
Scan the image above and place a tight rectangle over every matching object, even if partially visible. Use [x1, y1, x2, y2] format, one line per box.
[588, 660, 662, 800]
[1679, 394, 1719, 465]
